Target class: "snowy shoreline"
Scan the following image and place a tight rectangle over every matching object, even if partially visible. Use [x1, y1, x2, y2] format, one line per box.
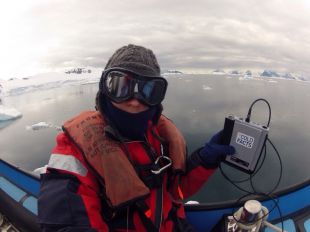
[0, 71, 101, 123]
[0, 71, 102, 97]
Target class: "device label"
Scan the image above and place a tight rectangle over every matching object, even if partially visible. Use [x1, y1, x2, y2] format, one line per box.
[236, 132, 254, 148]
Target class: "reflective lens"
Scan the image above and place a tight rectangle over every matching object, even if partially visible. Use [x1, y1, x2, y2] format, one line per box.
[105, 71, 132, 99]
[139, 79, 166, 105]
[103, 70, 167, 106]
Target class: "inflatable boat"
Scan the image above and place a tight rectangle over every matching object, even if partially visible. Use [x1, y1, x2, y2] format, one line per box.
[0, 158, 309, 232]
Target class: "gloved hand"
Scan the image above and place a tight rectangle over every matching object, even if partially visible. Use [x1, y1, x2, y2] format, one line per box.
[199, 130, 235, 168]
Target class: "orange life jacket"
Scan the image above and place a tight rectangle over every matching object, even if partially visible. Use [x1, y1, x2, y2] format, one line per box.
[62, 111, 186, 211]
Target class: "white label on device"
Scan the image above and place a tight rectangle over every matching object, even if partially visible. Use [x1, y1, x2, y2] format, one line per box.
[236, 132, 254, 149]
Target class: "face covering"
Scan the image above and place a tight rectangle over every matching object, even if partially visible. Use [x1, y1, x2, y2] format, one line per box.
[103, 99, 157, 140]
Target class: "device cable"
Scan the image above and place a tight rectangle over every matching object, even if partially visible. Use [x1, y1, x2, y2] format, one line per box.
[218, 98, 284, 231]
[245, 98, 271, 127]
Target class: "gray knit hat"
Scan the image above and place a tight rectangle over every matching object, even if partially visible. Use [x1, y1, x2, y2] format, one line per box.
[104, 44, 161, 77]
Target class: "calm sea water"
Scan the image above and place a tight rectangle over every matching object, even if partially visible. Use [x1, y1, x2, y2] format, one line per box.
[1, 75, 310, 203]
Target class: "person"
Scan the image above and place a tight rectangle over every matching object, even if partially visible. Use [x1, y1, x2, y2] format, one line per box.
[38, 44, 235, 232]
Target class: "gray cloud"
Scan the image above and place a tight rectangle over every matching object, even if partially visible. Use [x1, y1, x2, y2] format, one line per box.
[19, 0, 310, 75]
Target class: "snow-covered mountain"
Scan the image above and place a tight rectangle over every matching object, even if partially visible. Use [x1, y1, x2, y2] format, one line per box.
[0, 70, 102, 97]
[260, 70, 281, 77]
[245, 70, 252, 76]
[283, 73, 297, 80]
[259, 70, 309, 81]
[229, 70, 243, 75]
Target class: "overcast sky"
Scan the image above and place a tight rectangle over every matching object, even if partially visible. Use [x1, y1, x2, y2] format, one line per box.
[1, 0, 310, 79]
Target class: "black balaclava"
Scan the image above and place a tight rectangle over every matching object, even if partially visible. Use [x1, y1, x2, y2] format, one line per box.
[96, 44, 164, 140]
[102, 98, 157, 140]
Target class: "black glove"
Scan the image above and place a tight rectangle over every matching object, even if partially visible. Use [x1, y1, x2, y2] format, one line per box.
[198, 130, 235, 168]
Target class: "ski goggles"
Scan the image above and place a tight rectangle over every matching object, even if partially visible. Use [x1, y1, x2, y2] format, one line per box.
[101, 68, 168, 106]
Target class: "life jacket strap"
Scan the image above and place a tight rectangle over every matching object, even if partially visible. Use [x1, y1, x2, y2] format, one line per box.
[135, 201, 158, 232]
[135, 163, 163, 189]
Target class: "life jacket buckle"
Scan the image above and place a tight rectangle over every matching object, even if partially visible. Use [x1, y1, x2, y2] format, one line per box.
[151, 156, 172, 175]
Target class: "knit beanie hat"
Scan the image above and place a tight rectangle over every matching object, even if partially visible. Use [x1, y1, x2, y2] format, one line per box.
[96, 44, 163, 129]
[104, 44, 161, 77]
[97, 44, 162, 107]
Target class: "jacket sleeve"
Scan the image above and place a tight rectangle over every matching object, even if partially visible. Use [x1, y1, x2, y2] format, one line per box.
[38, 133, 109, 232]
[179, 149, 216, 199]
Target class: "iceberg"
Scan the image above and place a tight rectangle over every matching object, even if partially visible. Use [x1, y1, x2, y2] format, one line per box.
[26, 122, 62, 131]
[212, 69, 226, 75]
[26, 122, 51, 131]
[0, 105, 22, 121]
[202, 85, 212, 90]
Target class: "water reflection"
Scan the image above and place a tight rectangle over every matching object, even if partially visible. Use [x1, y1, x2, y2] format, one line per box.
[164, 75, 310, 202]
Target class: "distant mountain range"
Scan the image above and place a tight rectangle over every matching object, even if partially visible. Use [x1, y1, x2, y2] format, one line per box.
[160, 68, 309, 81]
[65, 68, 92, 74]
[211, 69, 309, 81]
[162, 70, 183, 75]
[257, 70, 308, 81]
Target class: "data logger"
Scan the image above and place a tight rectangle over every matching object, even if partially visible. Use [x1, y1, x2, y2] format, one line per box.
[222, 115, 269, 173]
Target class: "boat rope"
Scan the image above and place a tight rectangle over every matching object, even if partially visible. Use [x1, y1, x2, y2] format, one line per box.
[0, 212, 20, 232]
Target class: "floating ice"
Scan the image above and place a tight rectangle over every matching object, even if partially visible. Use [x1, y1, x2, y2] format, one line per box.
[0, 105, 22, 121]
[202, 85, 212, 90]
[185, 200, 200, 205]
[26, 122, 50, 130]
[33, 165, 48, 175]
[242, 75, 253, 79]
[26, 122, 62, 131]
